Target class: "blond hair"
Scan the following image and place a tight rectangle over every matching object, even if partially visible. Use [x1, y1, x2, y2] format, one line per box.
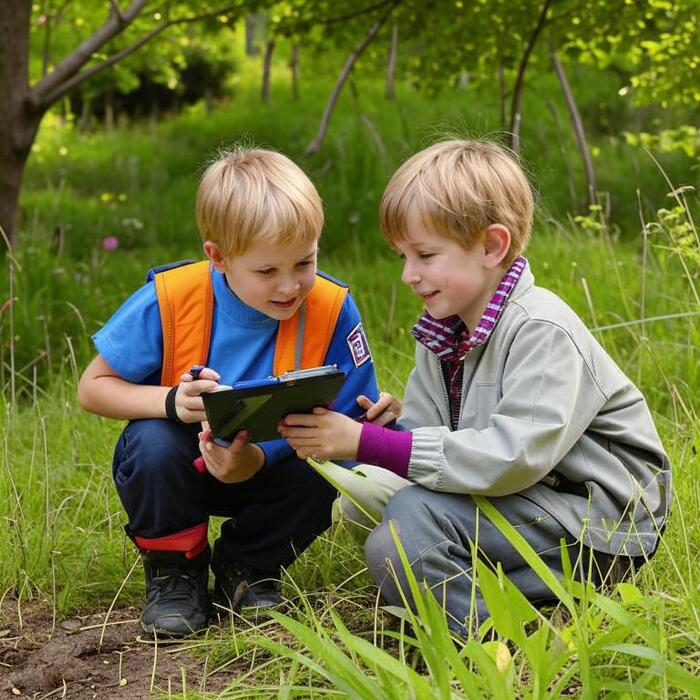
[380, 140, 533, 263]
[196, 146, 323, 257]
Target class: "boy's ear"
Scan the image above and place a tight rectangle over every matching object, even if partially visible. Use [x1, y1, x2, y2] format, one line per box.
[482, 225, 511, 269]
[203, 240, 226, 272]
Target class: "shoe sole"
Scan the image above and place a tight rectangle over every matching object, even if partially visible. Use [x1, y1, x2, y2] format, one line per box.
[140, 615, 208, 637]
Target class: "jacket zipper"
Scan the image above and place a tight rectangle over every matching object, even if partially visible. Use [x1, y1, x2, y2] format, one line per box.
[434, 353, 452, 427]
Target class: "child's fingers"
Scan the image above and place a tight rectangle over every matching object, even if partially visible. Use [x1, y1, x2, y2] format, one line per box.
[282, 413, 319, 426]
[186, 366, 220, 382]
[356, 395, 373, 409]
[228, 430, 250, 452]
[180, 379, 219, 396]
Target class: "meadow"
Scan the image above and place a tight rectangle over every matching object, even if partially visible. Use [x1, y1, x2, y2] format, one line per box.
[1, 55, 699, 697]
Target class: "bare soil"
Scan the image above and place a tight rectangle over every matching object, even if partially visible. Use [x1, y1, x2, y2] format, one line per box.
[0, 599, 237, 699]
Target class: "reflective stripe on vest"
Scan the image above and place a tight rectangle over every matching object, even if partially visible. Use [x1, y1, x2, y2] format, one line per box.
[154, 261, 349, 386]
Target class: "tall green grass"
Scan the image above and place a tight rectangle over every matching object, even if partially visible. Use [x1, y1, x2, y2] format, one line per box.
[1, 53, 699, 696]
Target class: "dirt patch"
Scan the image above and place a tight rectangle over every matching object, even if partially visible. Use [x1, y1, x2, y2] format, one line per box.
[0, 600, 237, 698]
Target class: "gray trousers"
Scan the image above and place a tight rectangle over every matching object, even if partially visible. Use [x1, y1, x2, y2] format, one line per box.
[311, 461, 626, 635]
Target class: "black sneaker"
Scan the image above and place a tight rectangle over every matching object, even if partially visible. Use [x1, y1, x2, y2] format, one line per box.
[240, 573, 283, 611]
[210, 549, 283, 617]
[140, 549, 210, 636]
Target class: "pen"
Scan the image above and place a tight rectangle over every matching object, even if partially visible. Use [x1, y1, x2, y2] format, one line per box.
[189, 364, 206, 380]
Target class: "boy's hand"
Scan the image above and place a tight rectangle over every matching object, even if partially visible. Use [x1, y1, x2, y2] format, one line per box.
[174, 367, 221, 423]
[198, 428, 264, 483]
[279, 407, 362, 460]
[357, 392, 402, 426]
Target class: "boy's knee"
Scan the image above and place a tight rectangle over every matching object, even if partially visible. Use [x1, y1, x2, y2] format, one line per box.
[383, 484, 449, 530]
[113, 419, 197, 481]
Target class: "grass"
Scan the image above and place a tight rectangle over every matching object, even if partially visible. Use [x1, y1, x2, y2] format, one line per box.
[2, 50, 700, 697]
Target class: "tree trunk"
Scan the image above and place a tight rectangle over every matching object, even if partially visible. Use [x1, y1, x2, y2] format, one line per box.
[79, 97, 92, 131]
[305, 2, 398, 157]
[509, 0, 553, 152]
[0, 2, 44, 247]
[0, 0, 235, 247]
[498, 63, 506, 130]
[104, 90, 115, 130]
[261, 39, 275, 104]
[245, 13, 261, 56]
[289, 43, 300, 100]
[385, 23, 398, 99]
[550, 50, 598, 208]
[545, 99, 578, 210]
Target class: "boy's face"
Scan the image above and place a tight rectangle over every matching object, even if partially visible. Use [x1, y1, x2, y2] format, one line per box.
[207, 238, 318, 320]
[395, 213, 508, 330]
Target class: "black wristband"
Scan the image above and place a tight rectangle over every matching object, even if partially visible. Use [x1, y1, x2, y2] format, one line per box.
[165, 384, 183, 423]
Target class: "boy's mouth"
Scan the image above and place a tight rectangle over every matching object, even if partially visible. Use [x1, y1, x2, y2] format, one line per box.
[271, 297, 297, 309]
[420, 291, 439, 301]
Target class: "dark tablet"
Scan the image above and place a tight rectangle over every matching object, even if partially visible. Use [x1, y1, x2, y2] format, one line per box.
[201, 365, 346, 446]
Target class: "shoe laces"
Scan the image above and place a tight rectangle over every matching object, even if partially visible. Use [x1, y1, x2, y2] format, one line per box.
[150, 565, 201, 596]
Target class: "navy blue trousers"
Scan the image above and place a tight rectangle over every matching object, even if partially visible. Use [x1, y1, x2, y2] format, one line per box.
[112, 419, 336, 573]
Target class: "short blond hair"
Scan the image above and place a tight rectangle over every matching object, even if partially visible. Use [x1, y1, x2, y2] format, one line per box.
[196, 146, 323, 257]
[380, 140, 533, 263]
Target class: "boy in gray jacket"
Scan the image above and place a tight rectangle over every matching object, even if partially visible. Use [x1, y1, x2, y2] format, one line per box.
[280, 139, 671, 635]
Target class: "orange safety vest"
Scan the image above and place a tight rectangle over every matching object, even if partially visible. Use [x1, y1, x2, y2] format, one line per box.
[153, 261, 349, 386]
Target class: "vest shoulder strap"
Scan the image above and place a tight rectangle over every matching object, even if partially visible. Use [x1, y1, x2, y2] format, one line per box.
[273, 274, 349, 375]
[154, 260, 213, 387]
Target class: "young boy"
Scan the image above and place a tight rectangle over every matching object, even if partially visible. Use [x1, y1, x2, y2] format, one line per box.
[77, 146, 379, 636]
[280, 139, 671, 635]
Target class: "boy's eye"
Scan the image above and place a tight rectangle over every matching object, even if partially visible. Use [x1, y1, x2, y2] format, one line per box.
[419, 252, 435, 260]
[257, 268, 275, 276]
[296, 260, 314, 269]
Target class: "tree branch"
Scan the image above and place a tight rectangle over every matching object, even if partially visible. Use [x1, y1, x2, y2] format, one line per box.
[508, 0, 554, 151]
[550, 48, 598, 207]
[30, 0, 147, 106]
[108, 0, 126, 24]
[40, 0, 72, 78]
[304, 0, 401, 156]
[279, 0, 396, 37]
[33, 4, 242, 110]
[318, 0, 396, 26]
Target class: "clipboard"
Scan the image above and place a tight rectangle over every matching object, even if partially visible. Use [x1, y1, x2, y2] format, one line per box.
[201, 365, 346, 446]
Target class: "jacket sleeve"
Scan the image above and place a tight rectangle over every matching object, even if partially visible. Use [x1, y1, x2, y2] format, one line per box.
[407, 319, 609, 495]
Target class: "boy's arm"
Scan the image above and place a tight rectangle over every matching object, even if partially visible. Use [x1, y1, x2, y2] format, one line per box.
[408, 320, 609, 496]
[77, 354, 219, 421]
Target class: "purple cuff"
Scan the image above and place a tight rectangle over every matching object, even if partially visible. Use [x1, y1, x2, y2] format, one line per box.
[357, 422, 412, 478]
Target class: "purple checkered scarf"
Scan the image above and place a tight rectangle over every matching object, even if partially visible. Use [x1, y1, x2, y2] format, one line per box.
[411, 256, 527, 428]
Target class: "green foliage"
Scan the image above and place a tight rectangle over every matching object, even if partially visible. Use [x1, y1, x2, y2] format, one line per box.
[2, 32, 700, 696]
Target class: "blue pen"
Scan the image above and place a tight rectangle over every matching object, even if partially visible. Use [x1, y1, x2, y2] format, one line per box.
[189, 364, 206, 379]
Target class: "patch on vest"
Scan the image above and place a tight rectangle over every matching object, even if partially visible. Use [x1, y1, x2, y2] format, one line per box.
[346, 322, 371, 367]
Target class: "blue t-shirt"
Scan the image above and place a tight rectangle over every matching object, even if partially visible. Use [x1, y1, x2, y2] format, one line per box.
[92, 267, 379, 467]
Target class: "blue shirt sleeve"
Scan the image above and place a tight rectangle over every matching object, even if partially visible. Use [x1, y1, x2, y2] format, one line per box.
[258, 292, 379, 470]
[92, 282, 164, 383]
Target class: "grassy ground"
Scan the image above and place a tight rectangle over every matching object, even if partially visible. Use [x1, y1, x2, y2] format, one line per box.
[2, 54, 700, 697]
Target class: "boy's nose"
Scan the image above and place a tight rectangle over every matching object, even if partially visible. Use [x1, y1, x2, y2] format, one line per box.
[278, 277, 301, 295]
[401, 265, 420, 285]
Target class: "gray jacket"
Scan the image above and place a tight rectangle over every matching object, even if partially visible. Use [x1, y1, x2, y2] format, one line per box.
[400, 263, 670, 557]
